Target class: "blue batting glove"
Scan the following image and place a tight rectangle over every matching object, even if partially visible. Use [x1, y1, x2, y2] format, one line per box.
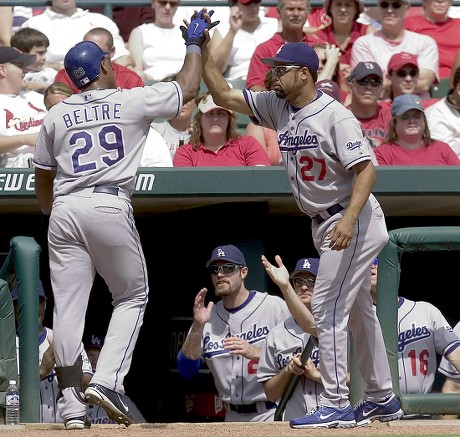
[180, 9, 219, 47]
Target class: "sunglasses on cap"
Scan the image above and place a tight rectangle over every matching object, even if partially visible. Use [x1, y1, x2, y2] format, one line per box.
[379, 1, 405, 9]
[356, 78, 382, 87]
[208, 263, 243, 275]
[395, 69, 418, 78]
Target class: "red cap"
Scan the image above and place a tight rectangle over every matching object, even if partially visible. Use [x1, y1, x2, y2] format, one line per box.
[388, 52, 419, 74]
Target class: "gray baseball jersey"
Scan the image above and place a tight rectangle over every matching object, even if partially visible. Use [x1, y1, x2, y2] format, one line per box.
[243, 90, 371, 217]
[34, 81, 182, 197]
[396, 298, 460, 393]
[257, 316, 322, 420]
[244, 89, 392, 407]
[439, 321, 460, 379]
[195, 291, 290, 418]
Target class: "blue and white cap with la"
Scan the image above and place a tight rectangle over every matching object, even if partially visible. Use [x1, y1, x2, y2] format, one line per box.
[290, 258, 320, 278]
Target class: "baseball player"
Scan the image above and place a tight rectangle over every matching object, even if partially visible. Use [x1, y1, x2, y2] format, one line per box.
[371, 263, 460, 397]
[177, 244, 291, 421]
[200, 38, 403, 428]
[11, 281, 93, 424]
[439, 321, 460, 419]
[33, 9, 217, 429]
[258, 257, 323, 421]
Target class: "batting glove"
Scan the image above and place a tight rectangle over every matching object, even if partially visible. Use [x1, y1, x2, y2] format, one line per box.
[180, 9, 219, 47]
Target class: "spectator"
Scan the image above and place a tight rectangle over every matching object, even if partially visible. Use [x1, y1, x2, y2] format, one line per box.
[54, 27, 143, 94]
[346, 61, 391, 148]
[0, 6, 13, 46]
[371, 262, 460, 397]
[451, 48, 460, 88]
[0, 46, 46, 168]
[425, 65, 460, 158]
[374, 93, 460, 165]
[404, 0, 460, 80]
[439, 320, 460, 420]
[245, 70, 282, 165]
[257, 257, 323, 421]
[128, 0, 186, 81]
[312, 42, 346, 97]
[209, 0, 278, 81]
[173, 93, 271, 167]
[177, 244, 291, 421]
[246, 0, 317, 91]
[43, 81, 73, 110]
[151, 73, 196, 159]
[10, 28, 57, 94]
[21, 0, 132, 71]
[351, 0, 439, 99]
[11, 280, 93, 424]
[83, 333, 145, 424]
[307, 0, 375, 82]
[87, 6, 154, 43]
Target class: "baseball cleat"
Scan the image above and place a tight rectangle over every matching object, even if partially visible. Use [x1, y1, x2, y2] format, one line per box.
[85, 383, 134, 427]
[64, 415, 91, 430]
[289, 405, 356, 429]
[353, 393, 404, 426]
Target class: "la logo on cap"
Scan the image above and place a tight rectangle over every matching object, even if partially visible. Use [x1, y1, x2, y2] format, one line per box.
[302, 259, 311, 269]
[217, 248, 225, 257]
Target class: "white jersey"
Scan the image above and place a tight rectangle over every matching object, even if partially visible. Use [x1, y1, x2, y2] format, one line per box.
[34, 81, 182, 198]
[139, 127, 173, 167]
[257, 316, 322, 420]
[0, 90, 47, 167]
[438, 321, 460, 379]
[151, 120, 191, 159]
[196, 291, 290, 405]
[21, 8, 129, 64]
[396, 297, 460, 394]
[16, 327, 93, 423]
[244, 89, 371, 217]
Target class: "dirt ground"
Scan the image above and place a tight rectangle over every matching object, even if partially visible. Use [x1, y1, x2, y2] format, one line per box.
[2, 420, 460, 437]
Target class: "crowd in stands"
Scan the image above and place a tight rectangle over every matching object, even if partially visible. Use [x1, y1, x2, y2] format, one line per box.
[0, 0, 459, 168]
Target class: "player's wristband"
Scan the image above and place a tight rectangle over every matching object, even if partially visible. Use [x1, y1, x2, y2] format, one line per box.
[177, 350, 202, 379]
[186, 45, 202, 56]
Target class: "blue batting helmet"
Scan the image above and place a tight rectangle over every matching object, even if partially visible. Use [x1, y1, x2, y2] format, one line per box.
[64, 41, 109, 89]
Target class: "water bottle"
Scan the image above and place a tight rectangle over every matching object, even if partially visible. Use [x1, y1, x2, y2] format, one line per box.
[5, 379, 20, 425]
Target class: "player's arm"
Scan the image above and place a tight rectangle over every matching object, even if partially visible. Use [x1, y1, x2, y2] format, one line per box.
[261, 255, 316, 336]
[445, 345, 460, 374]
[327, 160, 375, 250]
[35, 168, 56, 215]
[201, 32, 254, 116]
[0, 133, 37, 154]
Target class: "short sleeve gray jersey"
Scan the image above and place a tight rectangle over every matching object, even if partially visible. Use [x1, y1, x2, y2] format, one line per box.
[34, 81, 182, 198]
[243, 89, 372, 217]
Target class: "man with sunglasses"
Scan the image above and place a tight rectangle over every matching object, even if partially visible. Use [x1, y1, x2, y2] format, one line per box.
[346, 61, 391, 149]
[200, 37, 403, 428]
[0, 46, 47, 168]
[351, 0, 438, 98]
[177, 244, 291, 421]
[258, 257, 323, 421]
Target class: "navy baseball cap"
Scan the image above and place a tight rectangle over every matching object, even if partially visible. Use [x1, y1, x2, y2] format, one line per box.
[261, 42, 320, 71]
[348, 61, 383, 82]
[0, 46, 36, 66]
[290, 258, 320, 279]
[64, 41, 109, 89]
[391, 94, 424, 116]
[83, 333, 105, 349]
[206, 245, 247, 268]
[11, 279, 46, 301]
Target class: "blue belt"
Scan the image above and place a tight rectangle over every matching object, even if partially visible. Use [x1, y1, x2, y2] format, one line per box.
[228, 401, 277, 414]
[314, 204, 344, 224]
[93, 186, 119, 196]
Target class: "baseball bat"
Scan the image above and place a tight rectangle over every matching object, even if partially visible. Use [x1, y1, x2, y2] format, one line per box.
[274, 336, 315, 421]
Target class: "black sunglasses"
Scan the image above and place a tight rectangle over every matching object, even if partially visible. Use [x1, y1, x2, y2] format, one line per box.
[396, 69, 418, 78]
[379, 1, 405, 9]
[356, 78, 382, 87]
[208, 264, 242, 275]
